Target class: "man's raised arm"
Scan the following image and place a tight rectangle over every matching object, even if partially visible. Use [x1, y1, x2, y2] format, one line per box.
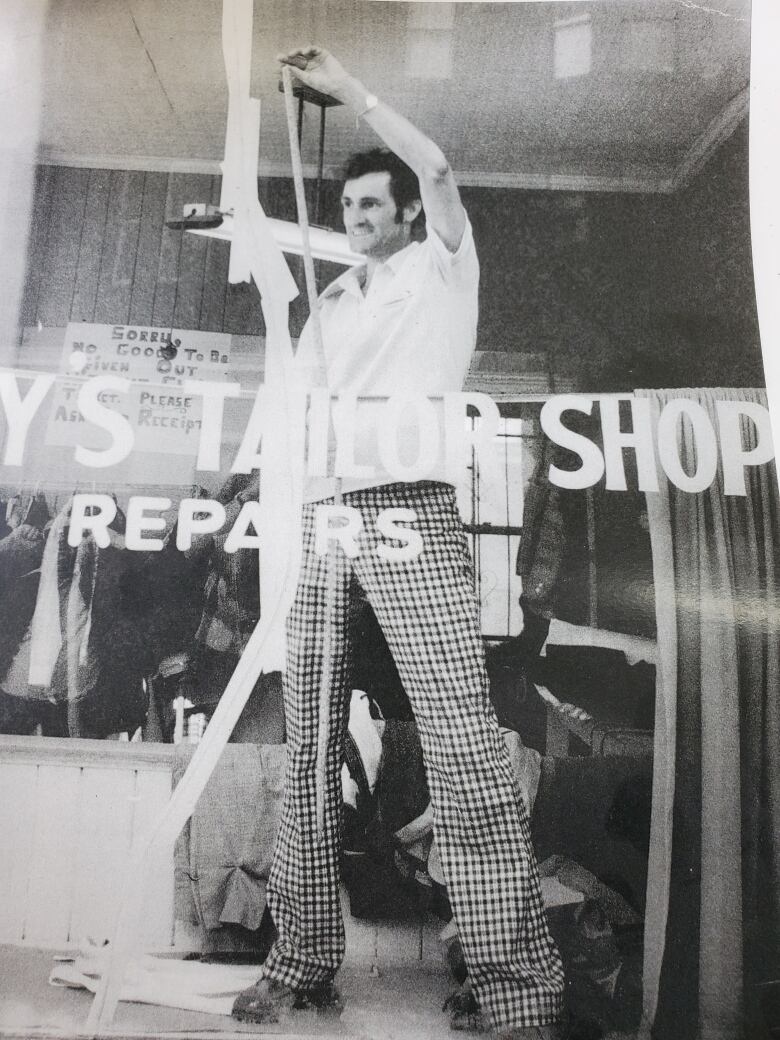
[278, 46, 466, 253]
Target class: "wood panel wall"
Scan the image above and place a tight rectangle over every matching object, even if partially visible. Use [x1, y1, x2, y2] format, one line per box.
[19, 167, 342, 346]
[0, 737, 176, 949]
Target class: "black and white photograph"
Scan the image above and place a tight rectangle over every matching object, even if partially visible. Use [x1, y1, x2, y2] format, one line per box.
[0, 2, 777, 1039]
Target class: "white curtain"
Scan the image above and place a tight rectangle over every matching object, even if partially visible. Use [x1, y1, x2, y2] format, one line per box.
[637, 388, 780, 1040]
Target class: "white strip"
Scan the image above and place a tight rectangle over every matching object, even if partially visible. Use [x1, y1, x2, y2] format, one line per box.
[86, 1, 305, 1031]
[189, 214, 363, 268]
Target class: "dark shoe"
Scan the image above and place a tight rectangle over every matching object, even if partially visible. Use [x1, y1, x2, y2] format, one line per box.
[232, 977, 342, 1024]
[444, 987, 490, 1032]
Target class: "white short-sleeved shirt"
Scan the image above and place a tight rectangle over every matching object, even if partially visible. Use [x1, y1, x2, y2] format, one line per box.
[295, 218, 479, 501]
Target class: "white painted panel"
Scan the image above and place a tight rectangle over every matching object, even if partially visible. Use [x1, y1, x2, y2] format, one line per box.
[0, 762, 39, 942]
[68, 766, 136, 944]
[23, 764, 81, 945]
[131, 767, 175, 949]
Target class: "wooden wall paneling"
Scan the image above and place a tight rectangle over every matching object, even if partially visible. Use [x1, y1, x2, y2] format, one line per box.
[68, 765, 136, 945]
[92, 170, 145, 326]
[172, 174, 213, 331]
[199, 174, 230, 333]
[0, 762, 39, 942]
[68, 169, 112, 324]
[131, 768, 176, 949]
[150, 172, 177, 328]
[152, 173, 205, 329]
[128, 172, 169, 327]
[23, 763, 82, 945]
[36, 167, 91, 329]
[18, 165, 56, 333]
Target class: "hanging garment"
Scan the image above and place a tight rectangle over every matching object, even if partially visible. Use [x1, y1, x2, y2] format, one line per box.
[0, 500, 11, 541]
[341, 690, 383, 813]
[516, 436, 590, 625]
[134, 535, 208, 672]
[27, 502, 76, 688]
[0, 524, 46, 677]
[174, 743, 287, 958]
[348, 584, 414, 720]
[182, 475, 288, 747]
[4, 495, 21, 530]
[190, 476, 260, 662]
[21, 495, 203, 738]
[0, 522, 46, 588]
[20, 492, 50, 531]
[0, 568, 45, 732]
[0, 523, 55, 735]
[57, 536, 149, 738]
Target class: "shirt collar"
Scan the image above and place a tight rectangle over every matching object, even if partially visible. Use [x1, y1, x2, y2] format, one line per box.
[321, 240, 420, 300]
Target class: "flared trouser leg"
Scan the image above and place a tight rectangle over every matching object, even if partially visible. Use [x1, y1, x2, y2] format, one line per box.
[262, 483, 564, 1029]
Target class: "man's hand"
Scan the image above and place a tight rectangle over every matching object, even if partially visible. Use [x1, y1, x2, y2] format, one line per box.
[277, 46, 350, 101]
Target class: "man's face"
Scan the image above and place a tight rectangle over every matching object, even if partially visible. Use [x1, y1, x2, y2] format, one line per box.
[341, 171, 413, 261]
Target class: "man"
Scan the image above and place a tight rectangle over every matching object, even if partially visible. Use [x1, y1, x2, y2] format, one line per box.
[232, 46, 565, 1040]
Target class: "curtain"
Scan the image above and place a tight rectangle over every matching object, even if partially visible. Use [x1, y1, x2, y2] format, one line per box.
[636, 388, 780, 1040]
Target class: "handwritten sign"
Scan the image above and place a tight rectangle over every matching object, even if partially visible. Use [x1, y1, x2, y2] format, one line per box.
[46, 323, 233, 456]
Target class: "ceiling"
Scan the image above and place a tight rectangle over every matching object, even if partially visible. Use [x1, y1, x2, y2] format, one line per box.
[35, 0, 751, 192]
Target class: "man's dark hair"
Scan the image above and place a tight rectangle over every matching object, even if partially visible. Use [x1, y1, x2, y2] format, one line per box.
[343, 148, 424, 229]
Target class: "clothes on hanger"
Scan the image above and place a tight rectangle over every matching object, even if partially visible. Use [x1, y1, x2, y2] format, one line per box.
[27, 501, 76, 689]
[0, 513, 55, 735]
[189, 474, 260, 668]
[7, 494, 205, 739]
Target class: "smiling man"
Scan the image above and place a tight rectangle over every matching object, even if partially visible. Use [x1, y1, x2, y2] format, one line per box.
[231, 46, 565, 1040]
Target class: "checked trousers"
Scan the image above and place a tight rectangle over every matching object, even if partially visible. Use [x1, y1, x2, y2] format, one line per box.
[261, 482, 565, 1030]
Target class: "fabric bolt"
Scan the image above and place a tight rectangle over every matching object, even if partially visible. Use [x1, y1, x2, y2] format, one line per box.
[262, 481, 564, 1030]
